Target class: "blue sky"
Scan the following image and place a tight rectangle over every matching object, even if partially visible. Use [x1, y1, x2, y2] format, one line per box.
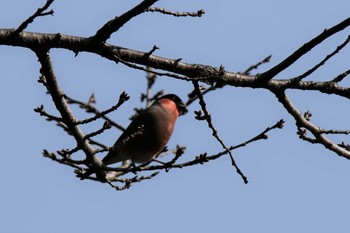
[1, 1, 350, 233]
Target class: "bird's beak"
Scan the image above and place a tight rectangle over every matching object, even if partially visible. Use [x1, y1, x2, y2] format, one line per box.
[178, 102, 187, 115]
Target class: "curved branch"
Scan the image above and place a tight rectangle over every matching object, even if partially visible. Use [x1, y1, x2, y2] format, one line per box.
[273, 90, 350, 159]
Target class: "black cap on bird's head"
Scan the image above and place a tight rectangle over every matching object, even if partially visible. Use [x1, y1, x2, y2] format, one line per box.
[159, 94, 187, 115]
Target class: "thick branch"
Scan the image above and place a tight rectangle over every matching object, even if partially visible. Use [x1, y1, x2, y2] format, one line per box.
[1, 29, 350, 99]
[35, 49, 102, 167]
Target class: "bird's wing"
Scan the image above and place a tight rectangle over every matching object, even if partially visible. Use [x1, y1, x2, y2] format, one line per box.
[102, 110, 154, 164]
[115, 111, 150, 146]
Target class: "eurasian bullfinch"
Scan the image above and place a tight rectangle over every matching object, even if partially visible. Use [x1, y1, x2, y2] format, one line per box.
[81, 94, 186, 179]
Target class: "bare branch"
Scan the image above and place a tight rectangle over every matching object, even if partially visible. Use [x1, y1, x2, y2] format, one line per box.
[274, 90, 350, 159]
[186, 83, 225, 107]
[331, 68, 350, 83]
[65, 94, 126, 131]
[35, 49, 102, 168]
[14, 0, 54, 35]
[258, 17, 350, 81]
[91, 0, 159, 42]
[321, 129, 350, 135]
[107, 172, 160, 190]
[291, 35, 350, 81]
[112, 53, 192, 81]
[34, 104, 63, 122]
[242, 55, 272, 75]
[142, 45, 159, 59]
[145, 7, 205, 17]
[88, 139, 109, 151]
[74, 92, 129, 125]
[192, 80, 248, 184]
[83, 121, 112, 140]
[141, 67, 158, 108]
[43, 150, 84, 169]
[229, 119, 285, 150]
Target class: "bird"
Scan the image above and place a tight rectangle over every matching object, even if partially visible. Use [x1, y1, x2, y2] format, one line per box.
[80, 94, 187, 179]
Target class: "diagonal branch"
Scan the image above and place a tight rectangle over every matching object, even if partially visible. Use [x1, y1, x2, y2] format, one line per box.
[258, 17, 350, 81]
[34, 104, 63, 122]
[14, 0, 54, 35]
[65, 94, 126, 131]
[242, 55, 272, 75]
[91, 0, 159, 42]
[331, 68, 350, 83]
[35, 49, 102, 168]
[74, 92, 129, 125]
[291, 35, 350, 81]
[192, 81, 248, 183]
[273, 90, 350, 159]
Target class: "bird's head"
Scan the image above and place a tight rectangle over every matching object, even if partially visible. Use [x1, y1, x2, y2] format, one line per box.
[157, 94, 187, 115]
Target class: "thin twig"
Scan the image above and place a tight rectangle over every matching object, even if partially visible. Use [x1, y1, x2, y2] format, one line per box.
[331, 68, 350, 83]
[84, 121, 112, 140]
[88, 139, 109, 150]
[142, 45, 159, 59]
[258, 17, 350, 81]
[242, 55, 272, 75]
[291, 35, 350, 81]
[14, 0, 54, 34]
[143, 67, 157, 107]
[107, 171, 160, 190]
[65, 94, 126, 131]
[43, 150, 84, 169]
[145, 7, 205, 17]
[192, 81, 248, 183]
[105, 119, 284, 173]
[112, 53, 192, 81]
[34, 104, 63, 122]
[74, 92, 129, 125]
[321, 129, 350, 135]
